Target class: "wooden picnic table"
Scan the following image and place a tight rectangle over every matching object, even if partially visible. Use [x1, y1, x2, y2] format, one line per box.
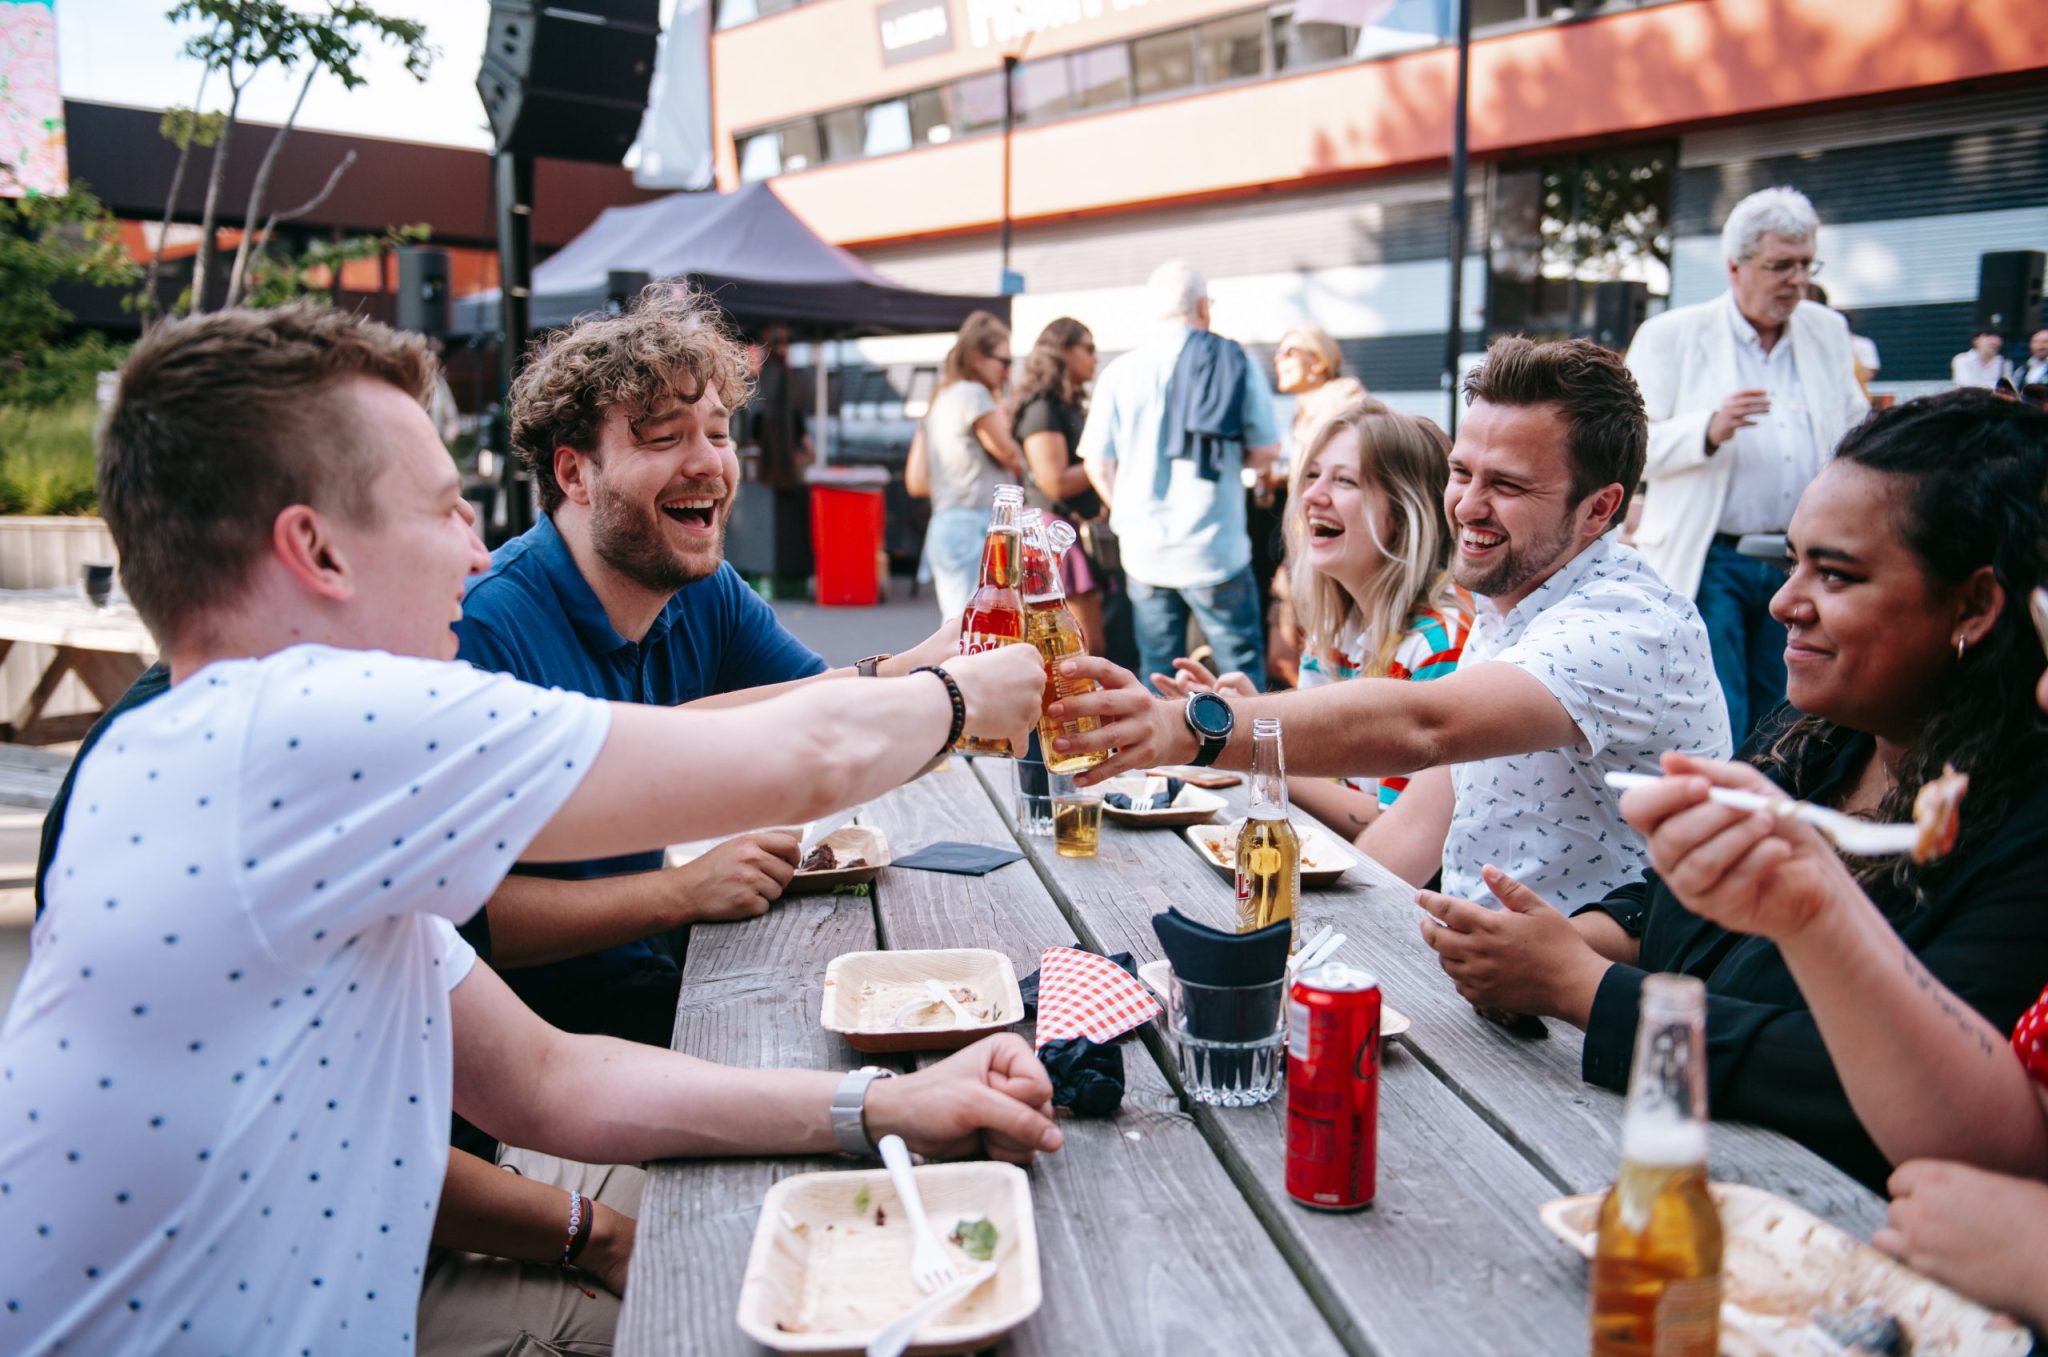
[617, 757, 1885, 1356]
[0, 587, 155, 743]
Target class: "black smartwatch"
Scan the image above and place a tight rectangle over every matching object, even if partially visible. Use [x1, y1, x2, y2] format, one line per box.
[1183, 691, 1234, 768]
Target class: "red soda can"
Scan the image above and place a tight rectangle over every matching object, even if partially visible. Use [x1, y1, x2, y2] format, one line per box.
[1286, 963, 1381, 1211]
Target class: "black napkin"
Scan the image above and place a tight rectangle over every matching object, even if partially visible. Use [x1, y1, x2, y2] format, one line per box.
[1151, 907, 1290, 987]
[1103, 777, 1185, 812]
[1152, 908, 1291, 1043]
[892, 842, 1024, 875]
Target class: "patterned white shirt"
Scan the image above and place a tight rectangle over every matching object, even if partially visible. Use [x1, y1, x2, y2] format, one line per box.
[1717, 293, 1822, 536]
[1443, 537, 1730, 908]
[0, 645, 610, 1356]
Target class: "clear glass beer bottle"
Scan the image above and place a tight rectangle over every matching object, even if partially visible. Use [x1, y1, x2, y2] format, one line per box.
[1233, 717, 1299, 943]
[1019, 509, 1105, 774]
[955, 484, 1027, 757]
[1591, 973, 1723, 1357]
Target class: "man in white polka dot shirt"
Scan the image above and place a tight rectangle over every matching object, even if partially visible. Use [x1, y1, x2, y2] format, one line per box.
[0, 304, 1062, 1356]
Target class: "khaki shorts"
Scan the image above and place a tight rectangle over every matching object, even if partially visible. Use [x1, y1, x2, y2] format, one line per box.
[417, 1148, 647, 1357]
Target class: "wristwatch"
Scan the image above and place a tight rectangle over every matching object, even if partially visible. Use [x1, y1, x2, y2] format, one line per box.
[855, 654, 892, 678]
[1183, 691, 1235, 768]
[830, 1066, 896, 1156]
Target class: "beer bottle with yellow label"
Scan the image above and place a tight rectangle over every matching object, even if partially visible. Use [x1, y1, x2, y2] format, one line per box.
[1019, 509, 1105, 774]
[1591, 973, 1723, 1357]
[1234, 716, 1299, 944]
[955, 485, 1027, 757]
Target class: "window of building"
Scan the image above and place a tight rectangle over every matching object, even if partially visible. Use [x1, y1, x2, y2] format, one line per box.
[778, 118, 822, 173]
[1132, 27, 1199, 99]
[908, 87, 954, 144]
[1485, 148, 1673, 342]
[819, 106, 867, 163]
[737, 129, 781, 182]
[1069, 44, 1133, 110]
[1471, 0, 1533, 29]
[865, 99, 913, 156]
[714, 0, 758, 29]
[1014, 54, 1073, 124]
[1270, 11, 1357, 69]
[952, 69, 1008, 134]
[1198, 11, 1268, 84]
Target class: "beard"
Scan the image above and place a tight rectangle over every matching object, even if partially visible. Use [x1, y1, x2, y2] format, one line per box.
[588, 481, 726, 595]
[1449, 509, 1577, 602]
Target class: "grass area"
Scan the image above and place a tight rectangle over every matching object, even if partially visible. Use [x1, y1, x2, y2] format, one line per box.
[0, 402, 99, 516]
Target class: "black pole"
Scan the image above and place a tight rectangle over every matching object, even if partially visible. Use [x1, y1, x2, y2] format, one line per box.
[494, 150, 536, 537]
[1000, 53, 1017, 293]
[1442, 0, 1473, 438]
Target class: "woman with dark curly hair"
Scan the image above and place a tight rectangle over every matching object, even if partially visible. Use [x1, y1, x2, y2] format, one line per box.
[1011, 317, 1106, 645]
[1417, 390, 2048, 1190]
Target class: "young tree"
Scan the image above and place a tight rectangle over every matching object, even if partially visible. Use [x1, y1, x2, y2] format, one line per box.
[165, 1, 433, 313]
[139, 85, 224, 324]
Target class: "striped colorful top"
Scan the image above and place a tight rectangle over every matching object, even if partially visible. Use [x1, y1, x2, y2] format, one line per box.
[1296, 591, 1474, 805]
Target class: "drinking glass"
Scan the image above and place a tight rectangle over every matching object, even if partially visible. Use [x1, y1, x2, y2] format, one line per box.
[1013, 751, 1053, 837]
[81, 562, 115, 609]
[1163, 970, 1287, 1107]
[1050, 772, 1101, 859]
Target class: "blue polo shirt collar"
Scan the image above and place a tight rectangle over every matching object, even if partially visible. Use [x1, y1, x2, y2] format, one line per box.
[529, 512, 682, 656]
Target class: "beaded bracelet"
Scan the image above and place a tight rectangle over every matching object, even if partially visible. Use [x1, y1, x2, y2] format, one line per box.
[562, 1190, 592, 1265]
[910, 665, 967, 763]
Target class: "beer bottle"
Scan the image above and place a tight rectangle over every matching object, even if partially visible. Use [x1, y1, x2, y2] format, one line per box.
[1234, 717, 1300, 944]
[955, 484, 1027, 757]
[1591, 973, 1723, 1357]
[1019, 509, 1106, 774]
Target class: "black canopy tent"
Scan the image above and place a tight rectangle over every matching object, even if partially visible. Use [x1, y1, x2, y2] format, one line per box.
[452, 180, 1008, 338]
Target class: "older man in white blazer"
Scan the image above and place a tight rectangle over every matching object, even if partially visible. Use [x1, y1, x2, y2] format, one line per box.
[1626, 186, 1869, 744]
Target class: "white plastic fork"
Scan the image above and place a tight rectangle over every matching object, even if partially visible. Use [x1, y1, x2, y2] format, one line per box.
[1603, 771, 1920, 857]
[877, 1134, 958, 1296]
[864, 1262, 996, 1357]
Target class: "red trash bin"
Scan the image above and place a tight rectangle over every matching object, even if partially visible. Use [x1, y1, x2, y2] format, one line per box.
[806, 466, 888, 607]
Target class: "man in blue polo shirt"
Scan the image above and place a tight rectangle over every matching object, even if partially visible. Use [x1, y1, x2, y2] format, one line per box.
[454, 286, 960, 1046]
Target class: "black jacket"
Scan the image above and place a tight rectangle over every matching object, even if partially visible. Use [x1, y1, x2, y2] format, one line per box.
[1576, 725, 2048, 1189]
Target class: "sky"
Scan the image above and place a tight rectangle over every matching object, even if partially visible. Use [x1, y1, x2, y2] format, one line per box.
[56, 0, 499, 150]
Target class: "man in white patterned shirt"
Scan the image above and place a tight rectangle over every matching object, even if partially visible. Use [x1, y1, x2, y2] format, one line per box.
[0, 304, 1058, 1357]
[1055, 339, 1730, 960]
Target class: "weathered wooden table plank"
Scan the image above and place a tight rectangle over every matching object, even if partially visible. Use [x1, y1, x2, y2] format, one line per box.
[860, 762, 1349, 1356]
[965, 762, 1593, 1356]
[982, 763, 1883, 1240]
[618, 895, 879, 1356]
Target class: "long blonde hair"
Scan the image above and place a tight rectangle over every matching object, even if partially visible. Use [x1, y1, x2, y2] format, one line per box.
[1285, 398, 1459, 677]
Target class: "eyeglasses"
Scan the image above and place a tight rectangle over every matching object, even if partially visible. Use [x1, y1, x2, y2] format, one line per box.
[1752, 256, 1823, 279]
[989, 352, 1013, 364]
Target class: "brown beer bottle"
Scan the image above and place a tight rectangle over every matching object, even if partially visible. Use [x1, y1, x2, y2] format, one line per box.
[955, 484, 1027, 757]
[1019, 509, 1106, 774]
[1590, 973, 1723, 1357]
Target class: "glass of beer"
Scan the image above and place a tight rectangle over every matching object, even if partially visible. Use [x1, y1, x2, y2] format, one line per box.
[1049, 772, 1102, 859]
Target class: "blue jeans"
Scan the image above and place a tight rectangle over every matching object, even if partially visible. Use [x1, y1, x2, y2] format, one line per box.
[1696, 539, 1787, 747]
[1129, 565, 1266, 694]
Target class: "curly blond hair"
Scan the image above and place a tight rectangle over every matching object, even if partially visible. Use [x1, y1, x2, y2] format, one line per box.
[510, 282, 755, 512]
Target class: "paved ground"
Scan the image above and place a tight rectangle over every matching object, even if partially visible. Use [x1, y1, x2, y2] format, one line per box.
[0, 581, 946, 1019]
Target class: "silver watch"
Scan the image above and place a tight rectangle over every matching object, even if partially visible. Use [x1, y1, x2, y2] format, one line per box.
[830, 1066, 896, 1156]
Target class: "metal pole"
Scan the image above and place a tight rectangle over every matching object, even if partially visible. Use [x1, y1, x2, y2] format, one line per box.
[815, 341, 831, 467]
[1000, 53, 1017, 292]
[494, 150, 535, 537]
[1442, 0, 1473, 438]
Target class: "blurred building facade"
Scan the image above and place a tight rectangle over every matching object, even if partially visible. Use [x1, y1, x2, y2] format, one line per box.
[706, 0, 2045, 426]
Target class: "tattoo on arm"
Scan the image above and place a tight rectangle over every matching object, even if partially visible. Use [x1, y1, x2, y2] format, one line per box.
[1901, 943, 1997, 1057]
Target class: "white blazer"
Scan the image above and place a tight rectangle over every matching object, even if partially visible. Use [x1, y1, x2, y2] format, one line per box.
[1625, 295, 1869, 599]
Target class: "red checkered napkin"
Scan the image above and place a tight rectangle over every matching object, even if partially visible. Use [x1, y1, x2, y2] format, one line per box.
[1034, 946, 1160, 1050]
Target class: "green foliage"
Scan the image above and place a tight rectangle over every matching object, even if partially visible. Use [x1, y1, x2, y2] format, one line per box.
[170, 1, 433, 98]
[0, 402, 103, 516]
[159, 105, 227, 150]
[0, 177, 139, 410]
[239, 221, 430, 310]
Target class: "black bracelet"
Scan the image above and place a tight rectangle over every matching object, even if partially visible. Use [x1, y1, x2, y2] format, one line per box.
[910, 664, 966, 761]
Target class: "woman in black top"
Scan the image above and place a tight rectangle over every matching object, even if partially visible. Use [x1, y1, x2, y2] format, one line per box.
[1417, 390, 2048, 1189]
[1013, 317, 1106, 647]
